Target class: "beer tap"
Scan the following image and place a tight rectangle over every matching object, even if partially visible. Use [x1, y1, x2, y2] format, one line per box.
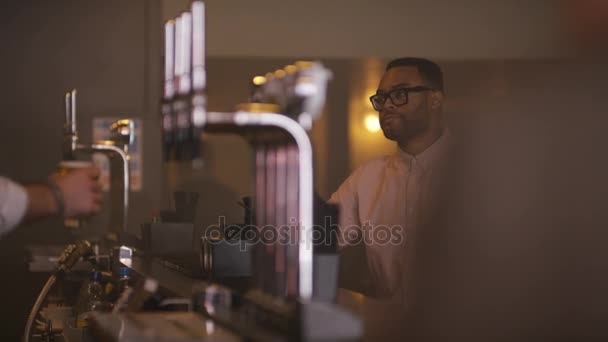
[62, 89, 131, 237]
[162, 20, 176, 161]
[161, 1, 334, 302]
[163, 3, 206, 165]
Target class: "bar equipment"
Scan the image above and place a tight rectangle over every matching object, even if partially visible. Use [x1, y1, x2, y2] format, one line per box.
[163, 3, 206, 164]
[26, 1, 360, 341]
[63, 89, 131, 239]
[157, 2, 360, 340]
[162, 20, 175, 160]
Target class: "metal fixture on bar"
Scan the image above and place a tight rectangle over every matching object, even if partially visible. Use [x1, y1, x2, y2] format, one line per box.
[162, 1, 332, 302]
[62, 89, 131, 237]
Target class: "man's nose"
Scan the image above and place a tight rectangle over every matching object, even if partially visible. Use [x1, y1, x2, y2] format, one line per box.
[382, 97, 397, 111]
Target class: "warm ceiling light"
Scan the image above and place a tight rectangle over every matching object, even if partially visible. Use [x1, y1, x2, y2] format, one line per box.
[364, 113, 381, 133]
[252, 76, 267, 86]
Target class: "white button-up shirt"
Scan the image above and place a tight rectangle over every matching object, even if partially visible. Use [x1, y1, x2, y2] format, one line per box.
[330, 131, 450, 297]
[0, 177, 28, 236]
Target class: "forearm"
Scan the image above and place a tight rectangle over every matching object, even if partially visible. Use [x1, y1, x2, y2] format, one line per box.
[0, 169, 98, 235]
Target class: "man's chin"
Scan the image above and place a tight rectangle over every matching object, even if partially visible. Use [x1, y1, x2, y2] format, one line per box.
[381, 127, 399, 141]
[381, 125, 428, 143]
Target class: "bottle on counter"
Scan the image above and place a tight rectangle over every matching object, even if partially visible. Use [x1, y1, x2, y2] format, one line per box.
[116, 266, 132, 294]
[112, 277, 161, 314]
[151, 209, 161, 223]
[111, 267, 134, 314]
[74, 271, 106, 328]
[127, 277, 160, 312]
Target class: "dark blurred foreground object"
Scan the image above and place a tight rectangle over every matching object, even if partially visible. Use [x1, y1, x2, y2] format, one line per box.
[562, 0, 608, 55]
[406, 61, 608, 341]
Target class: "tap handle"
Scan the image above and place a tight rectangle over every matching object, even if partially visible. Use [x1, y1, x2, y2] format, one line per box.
[109, 119, 135, 151]
[64, 91, 71, 133]
[70, 89, 77, 134]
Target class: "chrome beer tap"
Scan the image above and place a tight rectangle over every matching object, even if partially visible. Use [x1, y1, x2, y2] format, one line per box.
[63, 89, 131, 237]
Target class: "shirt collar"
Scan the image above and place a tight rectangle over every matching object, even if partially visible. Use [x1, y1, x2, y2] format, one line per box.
[396, 128, 451, 172]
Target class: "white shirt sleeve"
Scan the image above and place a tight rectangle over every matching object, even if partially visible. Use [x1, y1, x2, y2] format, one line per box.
[0, 176, 29, 236]
[329, 170, 361, 247]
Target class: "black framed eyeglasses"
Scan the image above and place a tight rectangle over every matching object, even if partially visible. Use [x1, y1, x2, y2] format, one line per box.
[369, 86, 433, 111]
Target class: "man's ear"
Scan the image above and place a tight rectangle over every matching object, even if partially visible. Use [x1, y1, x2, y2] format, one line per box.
[430, 90, 444, 110]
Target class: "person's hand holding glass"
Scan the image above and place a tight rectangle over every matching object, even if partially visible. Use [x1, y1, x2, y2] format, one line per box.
[51, 161, 103, 228]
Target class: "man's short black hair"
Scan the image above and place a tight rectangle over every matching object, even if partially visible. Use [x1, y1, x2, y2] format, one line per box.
[386, 57, 444, 93]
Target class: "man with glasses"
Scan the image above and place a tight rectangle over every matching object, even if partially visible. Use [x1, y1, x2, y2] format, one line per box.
[330, 57, 451, 300]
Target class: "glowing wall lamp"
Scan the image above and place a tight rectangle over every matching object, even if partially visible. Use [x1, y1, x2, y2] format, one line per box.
[363, 112, 381, 133]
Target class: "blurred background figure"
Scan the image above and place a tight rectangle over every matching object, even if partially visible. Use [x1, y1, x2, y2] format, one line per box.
[331, 58, 450, 341]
